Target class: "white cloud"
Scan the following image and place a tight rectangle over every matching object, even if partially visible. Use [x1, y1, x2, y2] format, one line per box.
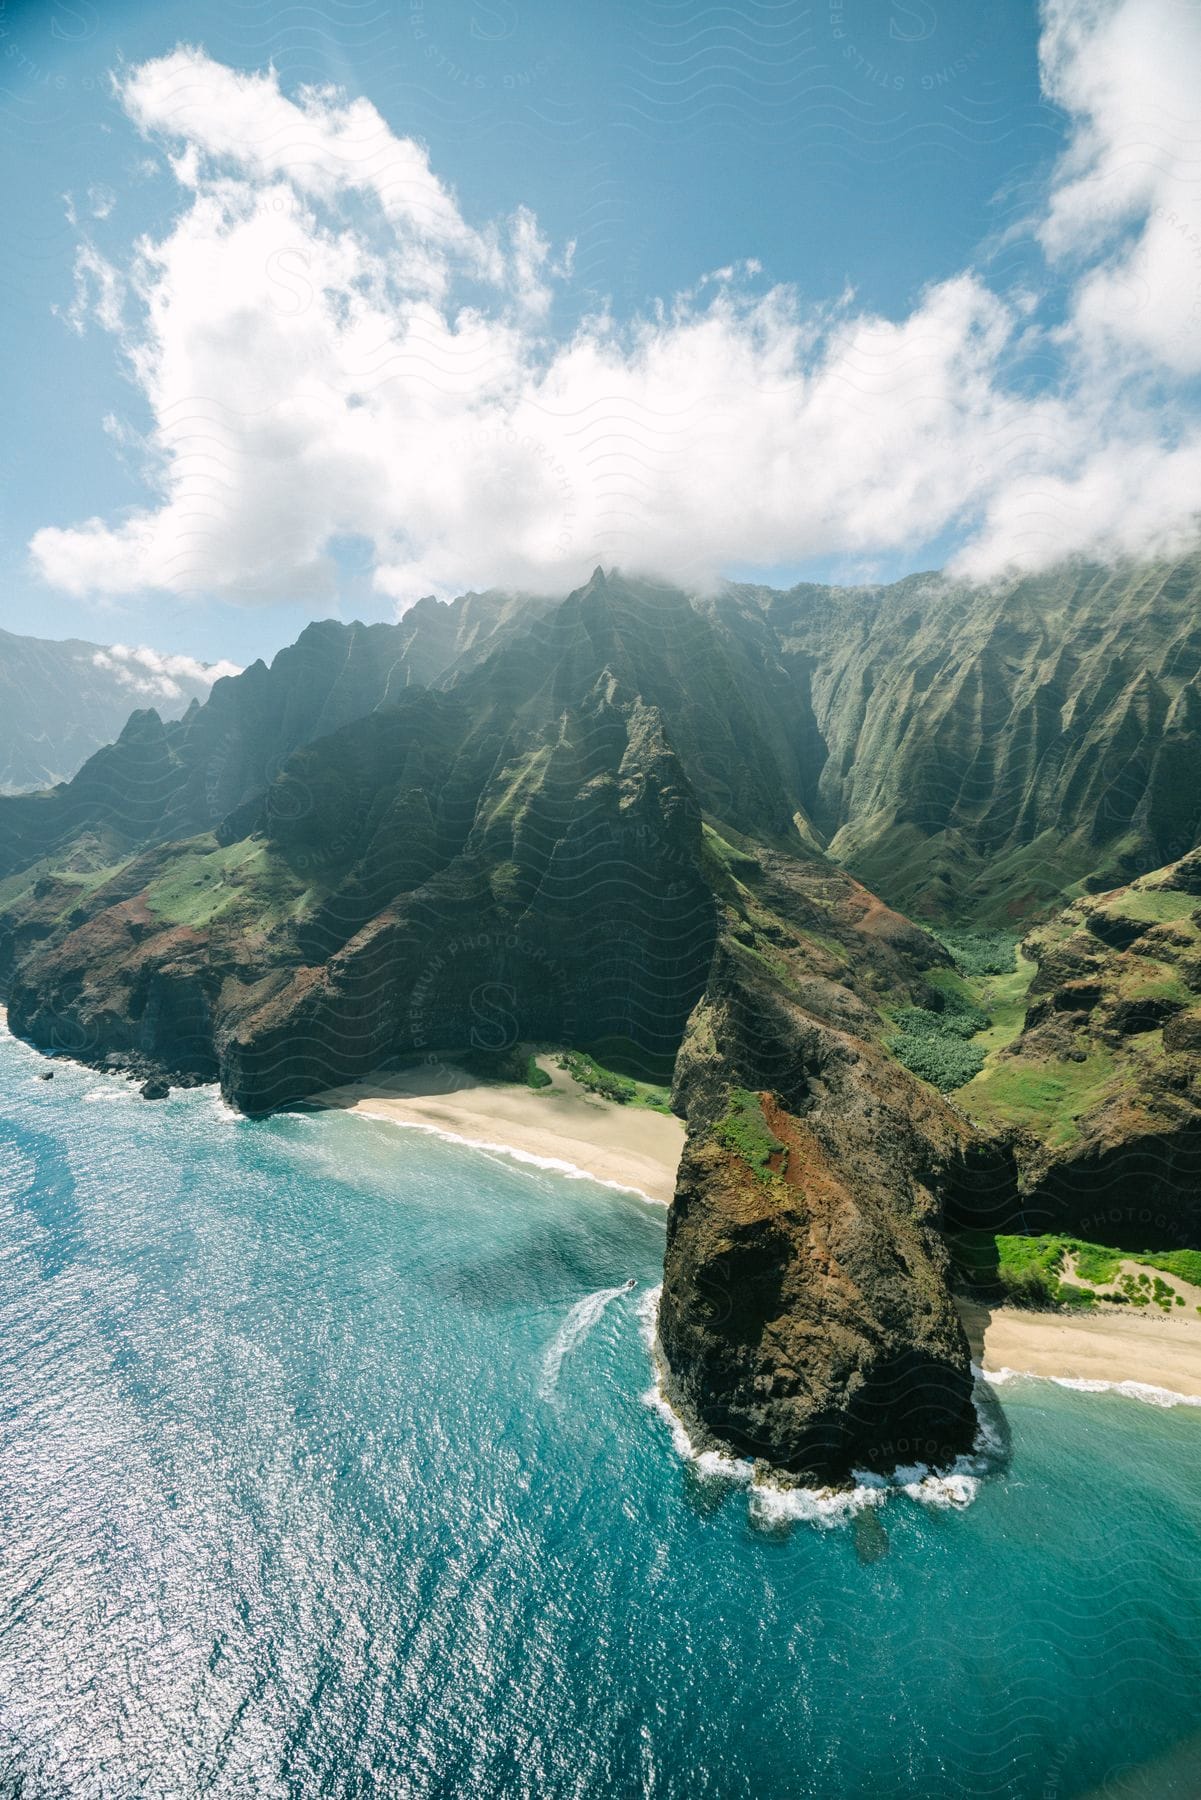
[1039, 0, 1201, 374]
[61, 243, 124, 336]
[92, 643, 241, 702]
[951, 431, 1201, 578]
[117, 47, 489, 272]
[30, 14, 1201, 606]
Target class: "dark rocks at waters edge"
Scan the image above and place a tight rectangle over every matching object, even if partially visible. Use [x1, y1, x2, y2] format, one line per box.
[140, 1078, 170, 1100]
[38, 1069, 53, 1079]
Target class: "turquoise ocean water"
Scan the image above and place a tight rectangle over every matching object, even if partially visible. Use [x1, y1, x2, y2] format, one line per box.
[2, 1021, 1200, 1800]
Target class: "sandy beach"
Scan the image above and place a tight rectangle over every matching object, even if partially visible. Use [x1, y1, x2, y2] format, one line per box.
[317, 1054, 686, 1205]
[307, 1046, 1201, 1399]
[958, 1299, 1201, 1401]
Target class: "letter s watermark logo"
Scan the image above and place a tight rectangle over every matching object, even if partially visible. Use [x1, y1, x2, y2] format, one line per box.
[51, 0, 97, 41]
[469, 982, 518, 1051]
[890, 0, 937, 42]
[265, 248, 313, 318]
[471, 0, 518, 42]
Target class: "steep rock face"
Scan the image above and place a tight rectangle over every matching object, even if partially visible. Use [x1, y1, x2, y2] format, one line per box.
[717, 555, 1201, 917]
[6, 562, 1201, 1482]
[0, 595, 554, 884]
[0, 581, 991, 1482]
[7, 558, 1200, 922]
[441, 568, 823, 846]
[657, 872, 979, 1482]
[220, 688, 718, 1110]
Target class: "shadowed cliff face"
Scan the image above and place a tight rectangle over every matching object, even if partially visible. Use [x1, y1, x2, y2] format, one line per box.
[0, 594, 558, 885]
[5, 676, 718, 1112]
[5, 557, 1201, 917]
[711, 554, 1201, 918]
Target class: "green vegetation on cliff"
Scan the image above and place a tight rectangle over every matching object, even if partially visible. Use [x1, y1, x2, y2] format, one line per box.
[961, 1048, 1120, 1145]
[884, 936, 1024, 1091]
[715, 1088, 787, 1183]
[954, 861, 1201, 1164]
[752, 555, 1201, 921]
[933, 929, 1022, 976]
[10, 556, 1201, 924]
[556, 1050, 672, 1111]
[888, 989, 989, 1091]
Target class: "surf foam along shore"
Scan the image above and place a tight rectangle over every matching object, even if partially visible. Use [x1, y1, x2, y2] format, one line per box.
[959, 1299, 1201, 1404]
[315, 1054, 685, 1206]
[637, 1286, 1006, 1521]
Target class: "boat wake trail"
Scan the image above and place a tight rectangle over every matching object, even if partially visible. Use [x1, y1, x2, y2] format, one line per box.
[540, 1285, 629, 1398]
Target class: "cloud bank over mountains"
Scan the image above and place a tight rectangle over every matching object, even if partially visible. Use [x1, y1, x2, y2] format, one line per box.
[30, 0, 1201, 609]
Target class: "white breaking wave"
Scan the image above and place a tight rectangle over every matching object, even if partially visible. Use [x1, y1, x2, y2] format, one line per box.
[984, 1366, 1201, 1410]
[639, 1285, 1006, 1523]
[540, 1285, 630, 1399]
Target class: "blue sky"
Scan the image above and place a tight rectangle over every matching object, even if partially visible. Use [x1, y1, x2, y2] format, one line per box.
[1, 0, 1197, 668]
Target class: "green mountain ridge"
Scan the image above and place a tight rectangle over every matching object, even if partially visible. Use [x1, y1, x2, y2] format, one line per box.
[1, 557, 1199, 1482]
[720, 556, 1201, 917]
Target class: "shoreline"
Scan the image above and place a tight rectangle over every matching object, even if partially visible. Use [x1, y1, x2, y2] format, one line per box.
[6, 1012, 1201, 1406]
[315, 1054, 686, 1206]
[312, 1053, 1201, 1406]
[958, 1298, 1201, 1403]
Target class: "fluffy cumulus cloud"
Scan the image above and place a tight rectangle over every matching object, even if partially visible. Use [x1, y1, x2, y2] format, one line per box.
[1038, 0, 1201, 375]
[118, 49, 492, 274]
[92, 642, 241, 700]
[29, 6, 1201, 607]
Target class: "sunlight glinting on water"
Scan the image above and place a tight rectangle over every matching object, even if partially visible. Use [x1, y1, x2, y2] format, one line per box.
[3, 1028, 1201, 1799]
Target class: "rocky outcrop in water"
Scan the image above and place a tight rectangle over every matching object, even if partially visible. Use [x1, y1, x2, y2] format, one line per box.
[656, 868, 980, 1482]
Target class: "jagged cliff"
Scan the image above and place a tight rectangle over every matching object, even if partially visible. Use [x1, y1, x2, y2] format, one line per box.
[711, 554, 1201, 918]
[656, 851, 980, 1480]
[0, 624, 219, 793]
[2, 561, 1200, 1482]
[3, 676, 717, 1108]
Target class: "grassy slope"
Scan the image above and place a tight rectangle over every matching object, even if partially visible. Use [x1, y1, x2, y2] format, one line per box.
[953, 876, 1199, 1146]
[143, 837, 321, 930]
[935, 867, 1201, 1307]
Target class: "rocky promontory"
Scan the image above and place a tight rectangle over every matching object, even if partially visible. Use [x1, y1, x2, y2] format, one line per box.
[656, 856, 981, 1481]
